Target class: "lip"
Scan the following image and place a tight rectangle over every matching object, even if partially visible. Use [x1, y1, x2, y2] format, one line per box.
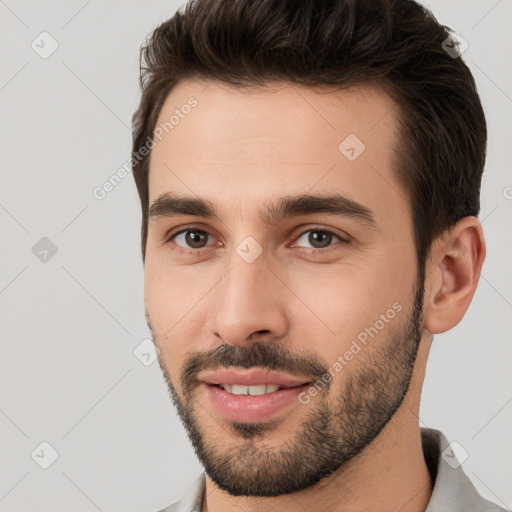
[202, 382, 311, 423]
[199, 368, 312, 388]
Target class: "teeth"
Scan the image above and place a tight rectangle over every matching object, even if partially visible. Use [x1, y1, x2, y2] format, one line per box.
[221, 384, 281, 395]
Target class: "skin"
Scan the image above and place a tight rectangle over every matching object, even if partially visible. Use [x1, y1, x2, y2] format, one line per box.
[143, 79, 486, 512]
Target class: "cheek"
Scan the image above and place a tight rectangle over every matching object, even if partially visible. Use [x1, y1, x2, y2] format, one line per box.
[285, 258, 414, 356]
[145, 248, 215, 317]
[144, 258, 212, 366]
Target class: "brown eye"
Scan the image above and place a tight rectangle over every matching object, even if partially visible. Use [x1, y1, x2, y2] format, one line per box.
[173, 229, 211, 249]
[294, 229, 339, 249]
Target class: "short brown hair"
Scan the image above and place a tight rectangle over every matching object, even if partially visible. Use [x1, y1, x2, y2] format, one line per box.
[131, 0, 487, 270]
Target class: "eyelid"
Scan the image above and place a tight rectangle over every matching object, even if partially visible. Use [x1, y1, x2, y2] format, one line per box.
[165, 223, 217, 243]
[289, 225, 350, 246]
[287, 226, 351, 254]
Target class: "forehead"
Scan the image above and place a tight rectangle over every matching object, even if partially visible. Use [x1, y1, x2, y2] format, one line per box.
[147, 79, 406, 226]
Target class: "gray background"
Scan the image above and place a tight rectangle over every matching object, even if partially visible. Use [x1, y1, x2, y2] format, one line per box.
[1, 1, 511, 511]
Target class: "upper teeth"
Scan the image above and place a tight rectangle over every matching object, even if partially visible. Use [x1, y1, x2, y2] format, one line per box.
[221, 384, 280, 395]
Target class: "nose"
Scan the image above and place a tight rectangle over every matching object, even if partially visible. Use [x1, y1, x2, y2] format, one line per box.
[207, 253, 289, 348]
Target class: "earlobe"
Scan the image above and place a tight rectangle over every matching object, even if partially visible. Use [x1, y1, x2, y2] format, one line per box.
[423, 217, 486, 334]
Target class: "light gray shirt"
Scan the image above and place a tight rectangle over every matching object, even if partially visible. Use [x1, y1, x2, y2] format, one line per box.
[157, 428, 508, 512]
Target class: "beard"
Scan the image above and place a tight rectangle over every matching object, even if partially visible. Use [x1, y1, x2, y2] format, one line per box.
[150, 274, 425, 498]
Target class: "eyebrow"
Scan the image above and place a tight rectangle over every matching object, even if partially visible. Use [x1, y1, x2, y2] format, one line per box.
[148, 192, 376, 227]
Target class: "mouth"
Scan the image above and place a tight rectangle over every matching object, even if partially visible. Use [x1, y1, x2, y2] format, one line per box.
[198, 368, 315, 422]
[208, 382, 310, 396]
[202, 381, 313, 423]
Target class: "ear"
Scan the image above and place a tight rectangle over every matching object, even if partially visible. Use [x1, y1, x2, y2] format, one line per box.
[423, 216, 486, 334]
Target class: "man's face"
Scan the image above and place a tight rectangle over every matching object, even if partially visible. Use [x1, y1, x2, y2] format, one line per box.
[144, 80, 426, 496]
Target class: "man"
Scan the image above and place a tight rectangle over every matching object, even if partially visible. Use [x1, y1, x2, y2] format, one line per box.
[131, 0, 507, 510]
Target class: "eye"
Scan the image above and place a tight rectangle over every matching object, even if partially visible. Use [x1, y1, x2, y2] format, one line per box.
[172, 229, 214, 250]
[291, 228, 345, 250]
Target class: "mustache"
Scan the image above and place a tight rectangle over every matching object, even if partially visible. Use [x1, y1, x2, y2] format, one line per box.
[180, 341, 329, 395]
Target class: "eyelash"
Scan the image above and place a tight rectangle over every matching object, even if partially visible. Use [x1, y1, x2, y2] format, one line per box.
[164, 225, 349, 256]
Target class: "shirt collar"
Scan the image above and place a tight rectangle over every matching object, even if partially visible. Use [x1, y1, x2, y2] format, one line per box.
[422, 428, 506, 511]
